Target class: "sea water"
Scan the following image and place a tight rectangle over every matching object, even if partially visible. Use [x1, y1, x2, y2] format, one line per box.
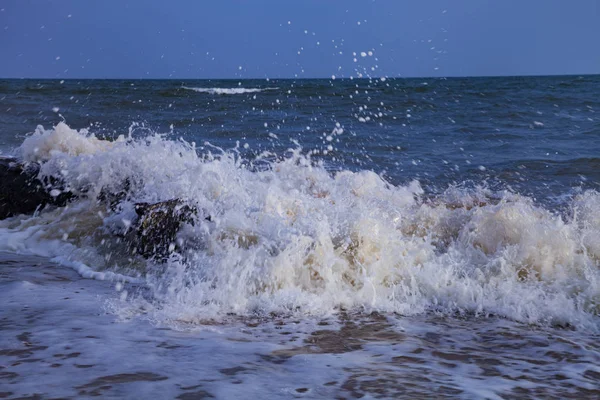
[0, 76, 599, 398]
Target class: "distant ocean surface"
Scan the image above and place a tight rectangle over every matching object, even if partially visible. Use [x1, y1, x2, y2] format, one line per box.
[1, 76, 599, 398]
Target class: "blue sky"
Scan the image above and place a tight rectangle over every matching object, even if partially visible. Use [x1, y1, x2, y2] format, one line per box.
[1, 0, 599, 79]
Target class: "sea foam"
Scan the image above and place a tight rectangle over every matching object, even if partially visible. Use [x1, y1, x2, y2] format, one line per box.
[182, 86, 278, 95]
[19, 122, 124, 162]
[1, 123, 599, 329]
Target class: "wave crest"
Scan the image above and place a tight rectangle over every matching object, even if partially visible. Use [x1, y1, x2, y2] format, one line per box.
[182, 86, 278, 95]
[1, 123, 599, 330]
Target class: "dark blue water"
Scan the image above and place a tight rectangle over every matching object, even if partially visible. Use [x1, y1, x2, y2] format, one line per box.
[2, 76, 600, 399]
[1, 75, 599, 205]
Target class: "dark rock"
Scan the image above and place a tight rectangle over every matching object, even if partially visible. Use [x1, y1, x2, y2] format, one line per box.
[2, 156, 202, 259]
[0, 157, 73, 219]
[98, 178, 135, 210]
[132, 199, 197, 258]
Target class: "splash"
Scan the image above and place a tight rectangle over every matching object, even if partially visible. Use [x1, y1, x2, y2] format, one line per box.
[19, 122, 124, 162]
[1, 123, 599, 329]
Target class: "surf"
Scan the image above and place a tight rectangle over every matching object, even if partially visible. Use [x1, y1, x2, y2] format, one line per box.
[0, 122, 599, 330]
[182, 86, 278, 95]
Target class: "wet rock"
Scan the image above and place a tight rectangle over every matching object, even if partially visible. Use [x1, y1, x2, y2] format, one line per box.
[2, 156, 201, 258]
[98, 178, 135, 210]
[0, 157, 72, 219]
[133, 199, 197, 258]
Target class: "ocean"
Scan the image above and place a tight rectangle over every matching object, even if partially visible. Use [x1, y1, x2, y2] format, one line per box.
[0, 76, 599, 398]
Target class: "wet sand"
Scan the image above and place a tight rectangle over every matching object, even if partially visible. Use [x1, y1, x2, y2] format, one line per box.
[1, 253, 599, 399]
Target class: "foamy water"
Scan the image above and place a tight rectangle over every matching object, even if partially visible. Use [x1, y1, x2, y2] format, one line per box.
[2, 253, 599, 399]
[1, 122, 599, 331]
[2, 74, 600, 397]
[182, 86, 278, 94]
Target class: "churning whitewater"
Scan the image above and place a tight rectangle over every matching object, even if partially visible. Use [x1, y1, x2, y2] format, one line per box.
[1, 122, 599, 329]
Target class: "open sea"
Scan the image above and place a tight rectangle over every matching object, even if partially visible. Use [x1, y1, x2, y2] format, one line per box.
[0, 76, 599, 399]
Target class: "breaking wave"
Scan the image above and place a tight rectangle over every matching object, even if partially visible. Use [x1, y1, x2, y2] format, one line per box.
[182, 86, 278, 95]
[1, 122, 599, 329]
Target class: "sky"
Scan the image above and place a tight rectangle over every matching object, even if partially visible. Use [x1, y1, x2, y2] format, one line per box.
[1, 0, 599, 79]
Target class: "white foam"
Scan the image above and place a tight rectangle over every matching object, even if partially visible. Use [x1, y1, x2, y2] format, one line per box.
[51, 256, 143, 283]
[2, 255, 597, 398]
[182, 86, 278, 95]
[19, 122, 123, 162]
[3, 122, 600, 329]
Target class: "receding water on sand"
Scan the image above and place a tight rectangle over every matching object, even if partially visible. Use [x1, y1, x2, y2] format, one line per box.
[1, 253, 598, 399]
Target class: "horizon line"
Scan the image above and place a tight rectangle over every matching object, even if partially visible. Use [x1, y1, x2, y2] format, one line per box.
[0, 73, 599, 81]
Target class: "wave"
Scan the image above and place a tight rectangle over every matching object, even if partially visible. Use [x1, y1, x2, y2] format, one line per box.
[182, 86, 278, 95]
[1, 123, 599, 329]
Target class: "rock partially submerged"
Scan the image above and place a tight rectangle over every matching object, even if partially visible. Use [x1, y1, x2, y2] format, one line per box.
[0, 157, 72, 219]
[133, 199, 197, 258]
[1, 156, 200, 259]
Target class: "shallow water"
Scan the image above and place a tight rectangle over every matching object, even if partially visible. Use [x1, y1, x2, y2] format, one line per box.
[1, 76, 600, 398]
[1, 253, 599, 399]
